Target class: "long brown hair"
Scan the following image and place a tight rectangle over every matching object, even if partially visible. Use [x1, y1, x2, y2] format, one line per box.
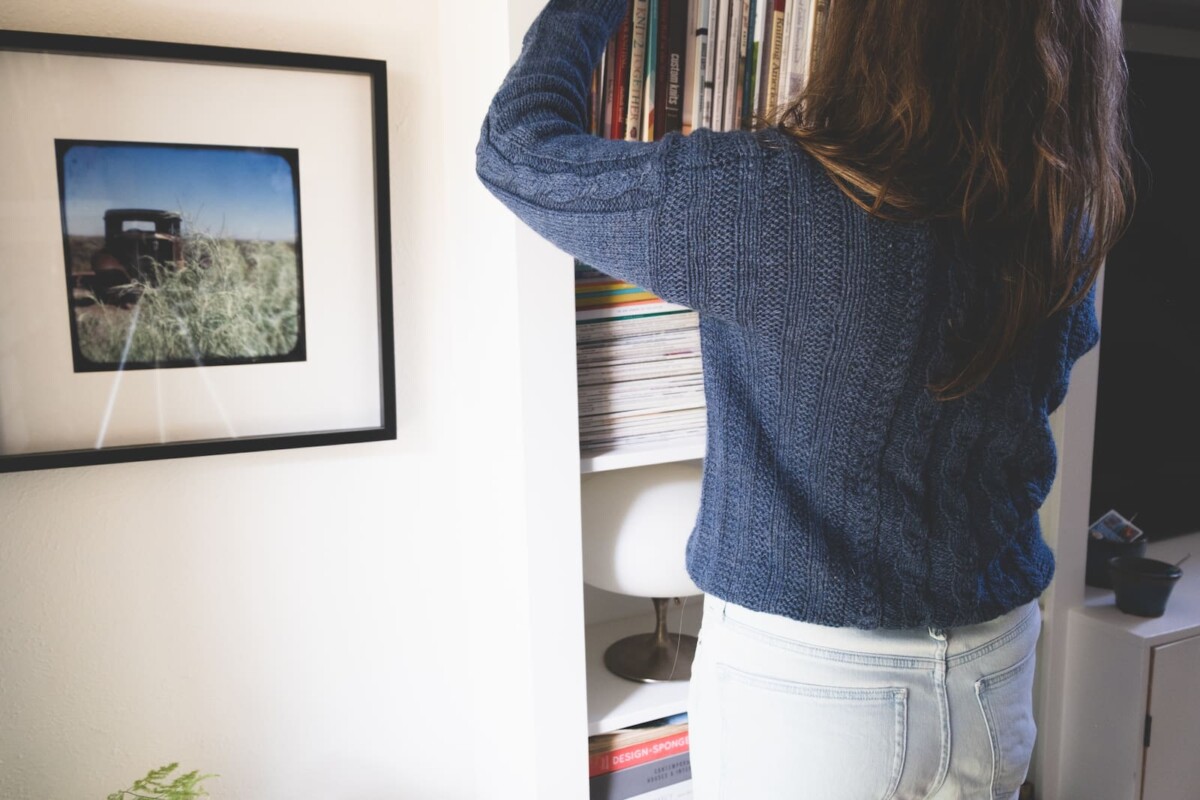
[776, 0, 1134, 400]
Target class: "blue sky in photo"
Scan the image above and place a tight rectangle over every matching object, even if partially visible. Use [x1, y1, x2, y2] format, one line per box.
[60, 143, 299, 241]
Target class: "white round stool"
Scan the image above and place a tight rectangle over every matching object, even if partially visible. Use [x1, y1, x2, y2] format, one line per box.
[580, 460, 703, 682]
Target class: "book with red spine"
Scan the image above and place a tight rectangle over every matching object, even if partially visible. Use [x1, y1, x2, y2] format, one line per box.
[589, 724, 691, 778]
[608, 2, 635, 140]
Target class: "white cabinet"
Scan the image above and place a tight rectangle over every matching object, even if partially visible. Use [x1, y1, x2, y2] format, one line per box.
[1142, 634, 1200, 799]
[1057, 532, 1200, 800]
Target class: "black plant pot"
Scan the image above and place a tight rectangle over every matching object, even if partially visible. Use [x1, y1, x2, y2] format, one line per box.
[1086, 536, 1148, 588]
[1108, 556, 1183, 617]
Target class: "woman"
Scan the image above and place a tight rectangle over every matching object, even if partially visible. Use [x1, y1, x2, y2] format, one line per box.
[476, 0, 1132, 797]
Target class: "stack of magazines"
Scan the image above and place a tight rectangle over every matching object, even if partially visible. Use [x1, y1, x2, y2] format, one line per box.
[576, 262, 706, 454]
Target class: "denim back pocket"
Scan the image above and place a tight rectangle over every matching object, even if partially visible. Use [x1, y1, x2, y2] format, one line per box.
[716, 664, 907, 800]
[975, 647, 1037, 799]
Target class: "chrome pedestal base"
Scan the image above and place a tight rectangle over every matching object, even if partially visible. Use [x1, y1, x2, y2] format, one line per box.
[603, 597, 698, 683]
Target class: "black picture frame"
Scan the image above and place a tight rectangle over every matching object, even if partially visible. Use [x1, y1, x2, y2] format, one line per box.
[0, 30, 395, 472]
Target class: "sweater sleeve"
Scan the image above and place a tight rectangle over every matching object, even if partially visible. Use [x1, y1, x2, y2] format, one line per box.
[1046, 279, 1101, 414]
[475, 0, 791, 316]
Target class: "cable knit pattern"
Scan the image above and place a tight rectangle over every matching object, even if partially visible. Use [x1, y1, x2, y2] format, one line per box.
[476, 0, 1101, 628]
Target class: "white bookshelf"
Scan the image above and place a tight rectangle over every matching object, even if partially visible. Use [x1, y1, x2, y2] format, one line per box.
[580, 437, 706, 474]
[584, 600, 704, 735]
[495, 2, 1134, 798]
[578, 431, 707, 739]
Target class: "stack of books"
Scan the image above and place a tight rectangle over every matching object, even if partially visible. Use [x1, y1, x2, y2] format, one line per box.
[575, 262, 705, 454]
[589, 715, 692, 800]
[588, 0, 828, 140]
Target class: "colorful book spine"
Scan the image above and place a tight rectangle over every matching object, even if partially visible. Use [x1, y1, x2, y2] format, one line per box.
[761, 0, 786, 119]
[626, 0, 652, 140]
[609, 5, 633, 140]
[577, 288, 662, 309]
[662, 0, 689, 135]
[575, 263, 690, 320]
[652, 0, 669, 138]
[593, 0, 810, 134]
[642, 0, 660, 141]
[589, 729, 691, 777]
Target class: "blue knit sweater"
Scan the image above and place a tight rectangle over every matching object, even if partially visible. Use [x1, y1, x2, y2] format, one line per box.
[476, 0, 1100, 628]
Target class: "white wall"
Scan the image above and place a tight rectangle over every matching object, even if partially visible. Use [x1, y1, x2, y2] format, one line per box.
[0, 1, 535, 798]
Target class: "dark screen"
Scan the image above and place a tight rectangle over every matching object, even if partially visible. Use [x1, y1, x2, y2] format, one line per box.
[1089, 49, 1200, 539]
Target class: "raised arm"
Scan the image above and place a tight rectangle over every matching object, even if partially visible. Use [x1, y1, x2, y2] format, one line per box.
[475, 0, 800, 318]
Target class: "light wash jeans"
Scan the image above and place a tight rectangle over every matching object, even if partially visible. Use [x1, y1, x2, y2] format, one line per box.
[687, 595, 1041, 800]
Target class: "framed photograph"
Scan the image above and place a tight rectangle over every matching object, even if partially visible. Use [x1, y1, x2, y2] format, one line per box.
[0, 30, 395, 472]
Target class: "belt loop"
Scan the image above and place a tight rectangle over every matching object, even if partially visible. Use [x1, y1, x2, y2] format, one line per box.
[928, 626, 946, 641]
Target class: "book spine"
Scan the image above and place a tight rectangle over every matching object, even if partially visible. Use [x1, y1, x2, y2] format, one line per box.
[723, 0, 745, 131]
[575, 302, 691, 322]
[762, 0, 786, 119]
[698, 0, 718, 129]
[747, 0, 766, 124]
[652, 0, 669, 138]
[777, 0, 798, 107]
[681, 0, 698, 132]
[610, 4, 633, 140]
[710, 0, 731, 130]
[589, 752, 692, 800]
[590, 53, 606, 136]
[602, 29, 619, 137]
[807, 0, 829, 85]
[589, 730, 691, 777]
[784, 0, 814, 102]
[626, 0, 652, 141]
[643, 0, 660, 141]
[739, 0, 758, 127]
[662, 0, 689, 135]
